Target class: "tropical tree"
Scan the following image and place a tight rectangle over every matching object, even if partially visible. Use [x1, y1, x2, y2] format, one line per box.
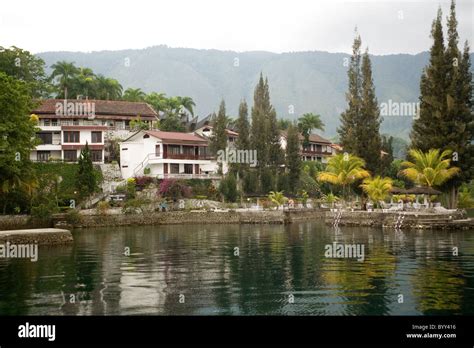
[268, 191, 288, 209]
[317, 153, 370, 199]
[298, 113, 325, 147]
[360, 176, 393, 205]
[176, 96, 196, 117]
[74, 67, 95, 98]
[122, 88, 146, 102]
[399, 149, 460, 188]
[95, 74, 123, 100]
[50, 60, 79, 98]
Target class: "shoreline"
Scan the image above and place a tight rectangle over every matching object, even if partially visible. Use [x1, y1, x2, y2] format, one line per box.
[1, 209, 472, 231]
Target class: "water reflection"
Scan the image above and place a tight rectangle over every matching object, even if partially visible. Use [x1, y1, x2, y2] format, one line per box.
[0, 223, 473, 315]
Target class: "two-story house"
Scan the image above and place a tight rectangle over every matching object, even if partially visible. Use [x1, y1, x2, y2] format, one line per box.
[120, 130, 218, 179]
[280, 131, 335, 163]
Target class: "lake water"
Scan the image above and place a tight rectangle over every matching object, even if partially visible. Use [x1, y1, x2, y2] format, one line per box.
[1, 222, 473, 315]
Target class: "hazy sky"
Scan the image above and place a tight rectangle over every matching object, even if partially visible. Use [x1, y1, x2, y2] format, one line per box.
[1, 0, 472, 55]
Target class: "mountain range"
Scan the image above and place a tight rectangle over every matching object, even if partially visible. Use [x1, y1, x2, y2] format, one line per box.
[37, 45, 474, 140]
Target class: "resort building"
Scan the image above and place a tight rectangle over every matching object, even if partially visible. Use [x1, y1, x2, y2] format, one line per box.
[280, 131, 335, 163]
[194, 125, 239, 148]
[30, 99, 157, 163]
[119, 130, 218, 179]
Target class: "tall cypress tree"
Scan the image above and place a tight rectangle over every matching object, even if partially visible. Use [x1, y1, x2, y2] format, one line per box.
[76, 142, 96, 197]
[338, 32, 362, 155]
[359, 49, 382, 174]
[250, 74, 268, 167]
[411, 8, 448, 151]
[411, 1, 473, 207]
[286, 122, 301, 193]
[210, 100, 228, 173]
[338, 31, 382, 174]
[236, 100, 250, 151]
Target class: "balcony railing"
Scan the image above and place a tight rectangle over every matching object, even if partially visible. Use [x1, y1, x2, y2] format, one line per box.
[164, 153, 214, 160]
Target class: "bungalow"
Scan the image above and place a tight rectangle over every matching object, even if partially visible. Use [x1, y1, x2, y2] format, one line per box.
[120, 130, 218, 179]
[280, 131, 335, 163]
[30, 99, 157, 163]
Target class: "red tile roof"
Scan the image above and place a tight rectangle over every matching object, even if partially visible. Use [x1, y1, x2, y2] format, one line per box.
[145, 130, 208, 143]
[280, 130, 331, 144]
[32, 99, 157, 119]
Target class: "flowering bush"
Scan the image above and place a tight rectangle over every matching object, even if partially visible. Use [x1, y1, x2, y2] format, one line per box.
[158, 179, 192, 199]
[134, 176, 154, 189]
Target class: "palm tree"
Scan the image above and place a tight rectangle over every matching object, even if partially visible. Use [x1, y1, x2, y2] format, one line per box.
[122, 88, 146, 102]
[360, 176, 393, 206]
[74, 67, 95, 98]
[317, 153, 370, 200]
[399, 149, 460, 188]
[50, 61, 79, 98]
[268, 191, 288, 210]
[95, 75, 122, 100]
[297, 113, 325, 147]
[176, 96, 196, 117]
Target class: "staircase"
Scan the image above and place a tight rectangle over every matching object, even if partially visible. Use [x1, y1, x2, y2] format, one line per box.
[133, 153, 154, 177]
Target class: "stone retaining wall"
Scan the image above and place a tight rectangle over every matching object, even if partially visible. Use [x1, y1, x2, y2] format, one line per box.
[56, 209, 327, 228]
[0, 215, 51, 231]
[0, 228, 73, 245]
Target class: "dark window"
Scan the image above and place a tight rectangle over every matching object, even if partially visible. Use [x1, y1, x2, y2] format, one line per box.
[184, 164, 193, 174]
[155, 144, 161, 156]
[64, 150, 77, 162]
[37, 132, 52, 144]
[168, 145, 180, 155]
[170, 164, 180, 174]
[43, 119, 50, 126]
[37, 151, 50, 162]
[91, 131, 102, 143]
[91, 150, 102, 162]
[183, 146, 194, 155]
[63, 131, 80, 143]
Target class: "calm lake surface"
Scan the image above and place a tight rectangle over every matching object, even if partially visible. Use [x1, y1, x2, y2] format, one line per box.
[1, 222, 473, 315]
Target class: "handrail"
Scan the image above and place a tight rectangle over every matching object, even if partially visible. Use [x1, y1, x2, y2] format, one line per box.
[133, 153, 156, 176]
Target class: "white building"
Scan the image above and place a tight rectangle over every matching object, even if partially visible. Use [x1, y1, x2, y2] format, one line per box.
[120, 130, 219, 179]
[30, 99, 157, 163]
[280, 131, 336, 163]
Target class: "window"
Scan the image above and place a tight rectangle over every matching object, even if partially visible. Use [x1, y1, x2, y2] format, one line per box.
[37, 132, 53, 144]
[91, 150, 102, 162]
[51, 119, 58, 126]
[37, 151, 50, 162]
[63, 131, 80, 143]
[155, 145, 161, 156]
[168, 145, 180, 155]
[184, 164, 193, 174]
[170, 164, 180, 174]
[91, 131, 102, 143]
[43, 119, 50, 126]
[64, 150, 77, 162]
[73, 119, 79, 126]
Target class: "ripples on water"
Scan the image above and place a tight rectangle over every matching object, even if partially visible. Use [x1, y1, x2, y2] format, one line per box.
[0, 222, 473, 315]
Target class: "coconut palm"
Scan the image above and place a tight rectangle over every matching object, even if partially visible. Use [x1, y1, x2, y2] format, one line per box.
[123, 88, 146, 102]
[176, 96, 196, 117]
[95, 75, 123, 100]
[268, 191, 288, 209]
[399, 149, 460, 188]
[360, 176, 393, 205]
[50, 61, 79, 98]
[297, 113, 325, 147]
[74, 67, 95, 98]
[317, 153, 370, 199]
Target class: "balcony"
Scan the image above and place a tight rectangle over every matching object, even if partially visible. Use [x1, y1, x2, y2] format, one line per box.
[164, 153, 214, 160]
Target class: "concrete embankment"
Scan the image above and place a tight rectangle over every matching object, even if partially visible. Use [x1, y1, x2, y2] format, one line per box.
[0, 228, 73, 245]
[53, 209, 327, 229]
[325, 210, 473, 230]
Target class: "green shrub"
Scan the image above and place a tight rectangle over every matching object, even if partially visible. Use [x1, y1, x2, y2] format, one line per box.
[96, 201, 110, 215]
[66, 209, 82, 225]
